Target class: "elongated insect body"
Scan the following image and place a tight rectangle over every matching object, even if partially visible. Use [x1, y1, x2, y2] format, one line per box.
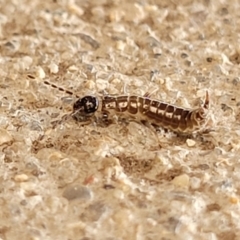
[42, 80, 209, 134]
[102, 93, 209, 133]
[73, 92, 209, 134]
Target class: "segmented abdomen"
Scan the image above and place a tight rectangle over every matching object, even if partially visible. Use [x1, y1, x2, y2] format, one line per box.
[102, 95, 206, 133]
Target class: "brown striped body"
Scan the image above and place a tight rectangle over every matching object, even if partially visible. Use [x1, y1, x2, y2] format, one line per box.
[101, 94, 209, 134]
[42, 80, 209, 134]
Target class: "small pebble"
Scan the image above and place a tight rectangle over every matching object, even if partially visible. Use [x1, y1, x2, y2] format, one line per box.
[214, 89, 223, 96]
[96, 79, 109, 91]
[82, 201, 107, 221]
[14, 174, 29, 182]
[153, 47, 162, 55]
[123, 3, 145, 23]
[172, 174, 189, 187]
[20, 182, 36, 192]
[186, 139, 196, 147]
[62, 184, 92, 201]
[196, 89, 206, 98]
[48, 62, 59, 74]
[21, 56, 33, 69]
[111, 78, 121, 86]
[190, 176, 201, 189]
[91, 6, 105, 19]
[84, 80, 95, 90]
[68, 3, 84, 16]
[230, 196, 239, 204]
[116, 40, 126, 51]
[109, 8, 124, 22]
[36, 66, 46, 79]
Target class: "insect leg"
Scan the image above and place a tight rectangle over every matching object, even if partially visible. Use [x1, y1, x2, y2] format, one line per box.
[203, 91, 209, 109]
[143, 88, 159, 98]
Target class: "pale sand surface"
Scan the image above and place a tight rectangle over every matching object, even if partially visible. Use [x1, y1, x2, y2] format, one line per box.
[0, 1, 240, 239]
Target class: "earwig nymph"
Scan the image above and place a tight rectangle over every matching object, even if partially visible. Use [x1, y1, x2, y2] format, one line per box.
[43, 80, 210, 134]
[72, 92, 210, 134]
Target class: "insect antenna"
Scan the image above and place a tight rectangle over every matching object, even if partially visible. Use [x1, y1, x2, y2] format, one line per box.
[42, 80, 83, 128]
[43, 80, 80, 98]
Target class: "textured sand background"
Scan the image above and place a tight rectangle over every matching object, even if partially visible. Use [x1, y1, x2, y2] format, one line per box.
[0, 0, 240, 239]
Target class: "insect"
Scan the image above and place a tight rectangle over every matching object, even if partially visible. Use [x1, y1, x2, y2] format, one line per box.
[43, 80, 209, 134]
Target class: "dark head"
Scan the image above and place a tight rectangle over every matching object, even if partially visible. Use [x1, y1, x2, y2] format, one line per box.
[72, 96, 99, 120]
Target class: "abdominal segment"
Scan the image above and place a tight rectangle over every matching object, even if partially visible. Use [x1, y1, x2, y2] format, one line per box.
[101, 95, 204, 133]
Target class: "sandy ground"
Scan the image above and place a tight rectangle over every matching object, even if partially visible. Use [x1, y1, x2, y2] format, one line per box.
[0, 0, 240, 239]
